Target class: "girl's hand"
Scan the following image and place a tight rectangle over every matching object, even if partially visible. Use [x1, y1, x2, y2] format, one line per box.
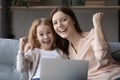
[93, 12, 104, 28]
[24, 42, 33, 53]
[19, 37, 28, 53]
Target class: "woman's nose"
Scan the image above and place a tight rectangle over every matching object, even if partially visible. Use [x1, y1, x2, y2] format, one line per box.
[58, 22, 63, 27]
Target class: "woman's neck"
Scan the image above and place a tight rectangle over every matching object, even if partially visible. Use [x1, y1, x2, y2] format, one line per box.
[67, 31, 82, 53]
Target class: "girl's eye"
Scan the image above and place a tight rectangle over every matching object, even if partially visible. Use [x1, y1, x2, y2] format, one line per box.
[39, 33, 43, 36]
[53, 21, 57, 25]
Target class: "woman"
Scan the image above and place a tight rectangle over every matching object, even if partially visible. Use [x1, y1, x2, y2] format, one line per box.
[50, 6, 120, 80]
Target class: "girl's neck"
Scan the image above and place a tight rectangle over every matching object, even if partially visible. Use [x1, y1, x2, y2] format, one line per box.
[40, 46, 54, 51]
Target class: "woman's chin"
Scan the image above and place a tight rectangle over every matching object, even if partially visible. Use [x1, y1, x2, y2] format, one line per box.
[60, 35, 68, 39]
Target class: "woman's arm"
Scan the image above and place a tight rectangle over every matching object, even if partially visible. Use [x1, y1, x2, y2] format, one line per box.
[93, 12, 109, 60]
[93, 12, 107, 42]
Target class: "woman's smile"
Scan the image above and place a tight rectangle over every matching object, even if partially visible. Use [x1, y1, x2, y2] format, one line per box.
[58, 28, 67, 33]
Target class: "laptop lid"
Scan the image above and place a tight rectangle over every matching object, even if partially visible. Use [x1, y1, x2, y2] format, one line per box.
[40, 58, 89, 80]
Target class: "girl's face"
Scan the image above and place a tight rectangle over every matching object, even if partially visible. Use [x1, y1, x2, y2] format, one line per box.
[36, 25, 54, 50]
[52, 11, 75, 39]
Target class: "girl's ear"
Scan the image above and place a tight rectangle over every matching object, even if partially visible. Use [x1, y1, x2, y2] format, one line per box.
[36, 37, 38, 41]
[36, 37, 39, 43]
[35, 35, 39, 41]
[36, 37, 41, 48]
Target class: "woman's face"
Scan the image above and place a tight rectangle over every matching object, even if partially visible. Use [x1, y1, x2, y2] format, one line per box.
[36, 25, 54, 50]
[52, 11, 75, 39]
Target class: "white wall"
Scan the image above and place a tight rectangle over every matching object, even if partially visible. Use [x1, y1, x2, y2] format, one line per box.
[74, 9, 118, 42]
[0, 0, 2, 37]
[0, 0, 119, 42]
[11, 8, 118, 42]
[0, 10, 1, 37]
[11, 9, 52, 39]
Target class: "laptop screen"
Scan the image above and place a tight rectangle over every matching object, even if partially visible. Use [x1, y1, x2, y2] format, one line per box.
[40, 58, 89, 80]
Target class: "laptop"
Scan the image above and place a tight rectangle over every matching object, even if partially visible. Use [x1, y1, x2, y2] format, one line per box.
[40, 58, 89, 80]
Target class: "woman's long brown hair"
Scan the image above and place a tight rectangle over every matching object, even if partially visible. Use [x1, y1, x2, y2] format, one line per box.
[50, 6, 82, 55]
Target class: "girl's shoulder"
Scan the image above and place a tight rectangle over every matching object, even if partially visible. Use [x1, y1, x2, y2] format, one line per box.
[28, 48, 40, 52]
[25, 48, 40, 55]
[55, 48, 63, 53]
[55, 48, 68, 59]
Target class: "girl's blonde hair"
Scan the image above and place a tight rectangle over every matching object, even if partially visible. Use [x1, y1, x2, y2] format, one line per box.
[28, 18, 54, 48]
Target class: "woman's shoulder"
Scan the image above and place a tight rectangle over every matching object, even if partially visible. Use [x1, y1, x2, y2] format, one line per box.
[81, 28, 94, 39]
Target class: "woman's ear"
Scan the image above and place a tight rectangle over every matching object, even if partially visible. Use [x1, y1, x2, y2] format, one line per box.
[72, 20, 75, 25]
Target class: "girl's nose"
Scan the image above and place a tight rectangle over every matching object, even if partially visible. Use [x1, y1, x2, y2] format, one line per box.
[43, 34, 48, 39]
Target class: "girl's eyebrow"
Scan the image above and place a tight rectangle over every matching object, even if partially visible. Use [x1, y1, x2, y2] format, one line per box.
[38, 31, 43, 33]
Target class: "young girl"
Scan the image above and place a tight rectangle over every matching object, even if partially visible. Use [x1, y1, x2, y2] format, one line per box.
[16, 18, 67, 80]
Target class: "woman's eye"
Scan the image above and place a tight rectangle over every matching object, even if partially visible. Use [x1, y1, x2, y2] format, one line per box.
[47, 31, 52, 34]
[62, 18, 67, 21]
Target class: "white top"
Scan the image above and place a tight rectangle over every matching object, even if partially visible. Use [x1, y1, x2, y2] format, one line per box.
[32, 49, 61, 79]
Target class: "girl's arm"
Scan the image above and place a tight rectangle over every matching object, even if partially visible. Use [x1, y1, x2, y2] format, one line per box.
[16, 51, 31, 73]
[16, 37, 31, 73]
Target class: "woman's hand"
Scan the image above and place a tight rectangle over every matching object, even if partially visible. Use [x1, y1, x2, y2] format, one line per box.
[19, 37, 28, 53]
[93, 12, 104, 29]
[93, 12, 107, 43]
